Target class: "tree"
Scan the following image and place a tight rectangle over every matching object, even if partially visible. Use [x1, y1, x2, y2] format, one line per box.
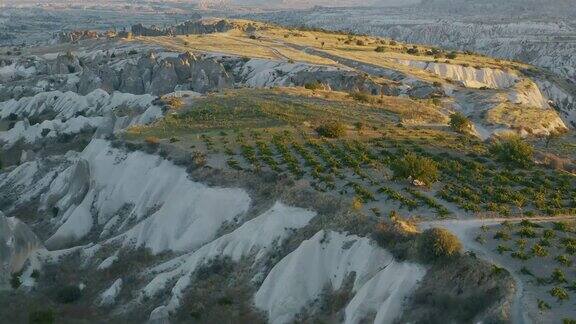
[446, 51, 458, 59]
[316, 121, 347, 138]
[418, 228, 463, 262]
[56, 285, 81, 304]
[449, 112, 473, 134]
[391, 152, 440, 186]
[489, 135, 534, 168]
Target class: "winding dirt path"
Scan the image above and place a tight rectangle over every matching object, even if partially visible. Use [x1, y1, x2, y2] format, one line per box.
[420, 215, 575, 324]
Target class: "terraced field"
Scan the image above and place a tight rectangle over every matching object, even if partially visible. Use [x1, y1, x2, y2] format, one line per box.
[125, 88, 576, 222]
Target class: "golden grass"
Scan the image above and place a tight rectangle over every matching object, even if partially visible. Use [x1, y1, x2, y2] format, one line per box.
[487, 103, 561, 133]
[136, 29, 335, 65]
[133, 18, 527, 78]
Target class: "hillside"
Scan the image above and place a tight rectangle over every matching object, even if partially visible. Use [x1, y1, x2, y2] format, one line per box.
[0, 18, 575, 324]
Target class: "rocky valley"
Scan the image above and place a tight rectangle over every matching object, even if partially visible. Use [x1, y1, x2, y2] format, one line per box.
[0, 4, 575, 324]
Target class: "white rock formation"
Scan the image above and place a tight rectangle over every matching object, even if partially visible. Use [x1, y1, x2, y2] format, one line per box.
[0, 89, 161, 125]
[142, 202, 316, 312]
[99, 278, 123, 306]
[42, 139, 251, 251]
[393, 59, 519, 89]
[254, 230, 427, 324]
[0, 211, 43, 289]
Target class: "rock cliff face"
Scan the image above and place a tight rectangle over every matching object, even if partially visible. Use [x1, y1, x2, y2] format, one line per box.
[0, 211, 43, 288]
[131, 17, 231, 37]
[2, 49, 406, 100]
[255, 230, 426, 324]
[393, 59, 519, 89]
[78, 51, 233, 96]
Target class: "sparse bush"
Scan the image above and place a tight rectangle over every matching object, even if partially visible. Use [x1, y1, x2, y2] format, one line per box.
[449, 112, 473, 134]
[316, 121, 347, 138]
[352, 196, 364, 210]
[304, 81, 323, 91]
[349, 91, 373, 103]
[10, 273, 21, 289]
[517, 226, 537, 238]
[375, 46, 386, 53]
[550, 286, 569, 302]
[391, 153, 439, 186]
[406, 47, 419, 55]
[552, 268, 567, 283]
[356, 40, 366, 46]
[556, 255, 572, 267]
[29, 309, 56, 324]
[418, 228, 462, 262]
[494, 230, 511, 241]
[537, 299, 551, 311]
[144, 136, 160, 146]
[553, 222, 572, 232]
[531, 244, 548, 257]
[489, 135, 534, 168]
[192, 151, 207, 167]
[446, 51, 458, 59]
[56, 285, 81, 304]
[354, 121, 366, 132]
[164, 96, 184, 110]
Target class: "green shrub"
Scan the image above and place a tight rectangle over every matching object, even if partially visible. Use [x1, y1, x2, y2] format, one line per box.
[56, 285, 81, 304]
[446, 51, 458, 59]
[375, 46, 386, 53]
[29, 309, 56, 324]
[391, 153, 439, 186]
[537, 299, 551, 311]
[551, 268, 567, 283]
[531, 244, 548, 257]
[556, 255, 572, 267]
[349, 91, 373, 103]
[493, 230, 511, 241]
[449, 112, 473, 134]
[10, 273, 21, 289]
[550, 286, 569, 302]
[489, 135, 534, 168]
[304, 81, 323, 91]
[316, 121, 347, 138]
[418, 228, 463, 262]
[516, 226, 537, 238]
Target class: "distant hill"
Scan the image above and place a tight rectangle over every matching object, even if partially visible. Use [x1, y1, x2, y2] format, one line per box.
[198, 0, 420, 9]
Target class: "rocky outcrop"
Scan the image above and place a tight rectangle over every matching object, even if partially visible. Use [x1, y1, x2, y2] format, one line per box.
[56, 30, 100, 43]
[77, 51, 233, 95]
[393, 59, 519, 89]
[0, 211, 43, 288]
[46, 52, 82, 75]
[131, 17, 232, 37]
[236, 58, 398, 96]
